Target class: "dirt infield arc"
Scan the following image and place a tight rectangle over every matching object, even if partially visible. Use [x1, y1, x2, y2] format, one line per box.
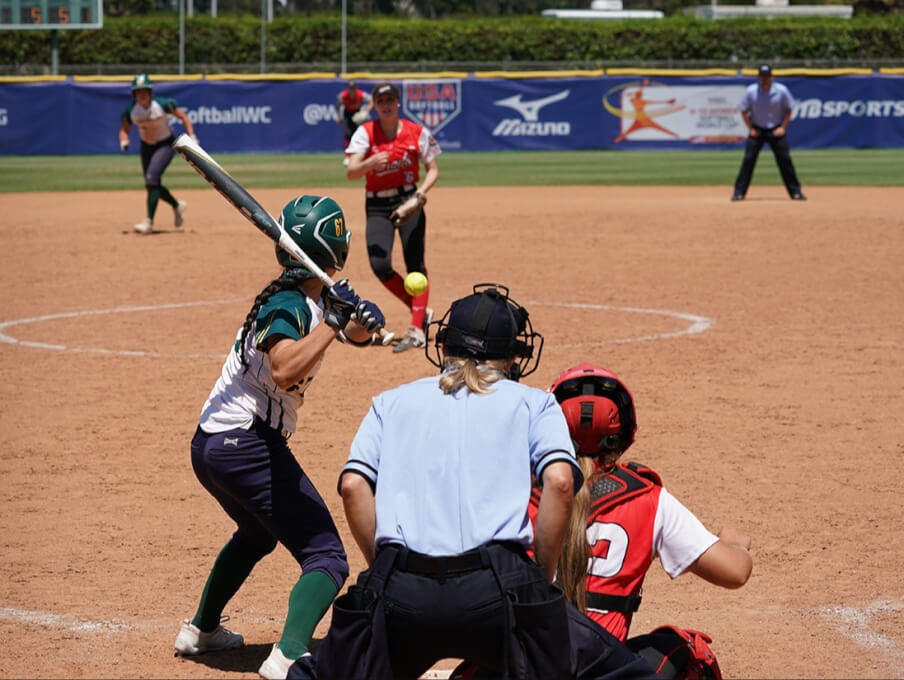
[1, 186, 902, 678]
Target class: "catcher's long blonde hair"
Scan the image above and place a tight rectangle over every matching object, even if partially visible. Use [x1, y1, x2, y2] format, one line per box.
[439, 356, 510, 395]
[555, 452, 622, 613]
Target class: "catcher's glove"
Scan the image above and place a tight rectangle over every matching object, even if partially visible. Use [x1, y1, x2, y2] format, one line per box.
[352, 110, 370, 125]
[390, 191, 427, 225]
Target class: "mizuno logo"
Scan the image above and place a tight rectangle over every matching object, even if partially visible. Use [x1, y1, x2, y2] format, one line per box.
[493, 91, 570, 121]
[224, 437, 239, 446]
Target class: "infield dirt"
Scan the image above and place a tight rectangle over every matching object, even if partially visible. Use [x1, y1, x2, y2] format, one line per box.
[1, 185, 901, 678]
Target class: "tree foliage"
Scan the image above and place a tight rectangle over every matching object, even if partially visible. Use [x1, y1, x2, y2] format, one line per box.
[2, 13, 902, 67]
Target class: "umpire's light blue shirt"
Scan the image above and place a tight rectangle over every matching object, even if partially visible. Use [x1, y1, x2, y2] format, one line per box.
[343, 374, 582, 556]
[739, 81, 795, 129]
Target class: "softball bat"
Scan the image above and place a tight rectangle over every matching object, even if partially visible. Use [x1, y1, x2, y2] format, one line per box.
[171, 133, 393, 344]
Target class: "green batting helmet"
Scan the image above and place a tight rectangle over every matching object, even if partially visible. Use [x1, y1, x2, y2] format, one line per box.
[131, 73, 153, 91]
[276, 195, 350, 273]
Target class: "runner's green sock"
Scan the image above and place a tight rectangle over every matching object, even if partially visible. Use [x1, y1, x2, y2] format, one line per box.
[159, 185, 177, 207]
[191, 541, 259, 632]
[278, 570, 339, 659]
[147, 187, 161, 220]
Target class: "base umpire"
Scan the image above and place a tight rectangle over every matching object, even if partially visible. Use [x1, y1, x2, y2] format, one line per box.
[732, 64, 806, 202]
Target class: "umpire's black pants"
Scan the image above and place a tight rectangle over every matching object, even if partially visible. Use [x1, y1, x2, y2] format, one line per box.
[733, 125, 803, 198]
[300, 542, 656, 680]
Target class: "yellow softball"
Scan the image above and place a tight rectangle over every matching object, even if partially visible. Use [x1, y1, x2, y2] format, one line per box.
[403, 271, 429, 296]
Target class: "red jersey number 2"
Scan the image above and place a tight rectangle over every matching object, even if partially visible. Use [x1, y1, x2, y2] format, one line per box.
[587, 521, 629, 578]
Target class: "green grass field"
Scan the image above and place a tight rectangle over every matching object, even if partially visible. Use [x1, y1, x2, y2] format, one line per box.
[1, 149, 900, 193]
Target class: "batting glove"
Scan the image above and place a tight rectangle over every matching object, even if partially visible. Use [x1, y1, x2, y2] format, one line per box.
[190, 134, 199, 145]
[323, 278, 360, 331]
[120, 139, 130, 152]
[353, 299, 385, 334]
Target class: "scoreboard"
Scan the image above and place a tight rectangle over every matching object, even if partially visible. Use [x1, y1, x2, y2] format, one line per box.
[0, 0, 102, 28]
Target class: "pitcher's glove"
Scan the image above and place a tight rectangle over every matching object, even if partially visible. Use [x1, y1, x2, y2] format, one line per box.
[390, 191, 426, 226]
[324, 278, 360, 331]
[353, 299, 385, 334]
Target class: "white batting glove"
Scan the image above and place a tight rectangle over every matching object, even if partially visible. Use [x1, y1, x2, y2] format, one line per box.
[119, 139, 129, 152]
[190, 134, 199, 145]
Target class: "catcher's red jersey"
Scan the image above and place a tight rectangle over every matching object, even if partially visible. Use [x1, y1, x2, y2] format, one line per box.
[358, 119, 428, 193]
[529, 462, 662, 642]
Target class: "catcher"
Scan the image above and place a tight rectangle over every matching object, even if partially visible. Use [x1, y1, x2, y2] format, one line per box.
[452, 363, 753, 680]
[538, 363, 752, 678]
[345, 81, 440, 354]
[336, 81, 372, 154]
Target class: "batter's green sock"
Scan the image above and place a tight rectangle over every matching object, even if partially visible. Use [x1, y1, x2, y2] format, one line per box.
[278, 571, 339, 659]
[158, 185, 177, 207]
[146, 188, 161, 221]
[191, 541, 259, 632]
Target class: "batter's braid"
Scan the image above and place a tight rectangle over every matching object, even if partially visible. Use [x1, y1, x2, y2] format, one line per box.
[238, 269, 313, 372]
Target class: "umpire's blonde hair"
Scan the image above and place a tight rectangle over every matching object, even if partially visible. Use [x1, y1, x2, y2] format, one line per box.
[439, 356, 510, 395]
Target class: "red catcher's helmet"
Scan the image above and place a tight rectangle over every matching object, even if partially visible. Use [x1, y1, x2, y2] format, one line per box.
[549, 363, 636, 456]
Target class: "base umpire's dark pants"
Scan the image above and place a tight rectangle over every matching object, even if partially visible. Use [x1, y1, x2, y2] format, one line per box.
[733, 126, 803, 198]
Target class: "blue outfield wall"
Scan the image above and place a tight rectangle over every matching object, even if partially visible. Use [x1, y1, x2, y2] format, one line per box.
[1, 72, 903, 155]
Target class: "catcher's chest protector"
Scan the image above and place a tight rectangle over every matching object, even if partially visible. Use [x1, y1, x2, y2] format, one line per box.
[588, 462, 662, 514]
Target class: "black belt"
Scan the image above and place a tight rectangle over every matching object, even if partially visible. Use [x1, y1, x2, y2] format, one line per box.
[366, 185, 416, 199]
[396, 547, 487, 576]
[586, 591, 642, 614]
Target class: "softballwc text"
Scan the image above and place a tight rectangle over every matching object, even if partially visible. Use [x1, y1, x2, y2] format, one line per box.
[186, 106, 273, 125]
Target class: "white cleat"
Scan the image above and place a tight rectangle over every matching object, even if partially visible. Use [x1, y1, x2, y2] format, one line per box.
[133, 217, 153, 234]
[174, 200, 187, 227]
[258, 644, 300, 680]
[173, 618, 244, 655]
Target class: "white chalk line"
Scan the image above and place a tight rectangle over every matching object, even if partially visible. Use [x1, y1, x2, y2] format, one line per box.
[0, 606, 456, 677]
[0, 299, 243, 359]
[4, 599, 902, 676]
[0, 606, 138, 633]
[0, 299, 714, 357]
[0, 606, 284, 633]
[815, 597, 904, 673]
[525, 300, 714, 348]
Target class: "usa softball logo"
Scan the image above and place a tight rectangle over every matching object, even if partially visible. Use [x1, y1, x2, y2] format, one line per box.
[402, 79, 461, 135]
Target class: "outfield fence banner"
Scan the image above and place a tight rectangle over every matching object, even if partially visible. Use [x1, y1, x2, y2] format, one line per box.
[1, 74, 903, 155]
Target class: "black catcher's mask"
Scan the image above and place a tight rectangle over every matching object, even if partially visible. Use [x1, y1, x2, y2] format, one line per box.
[426, 283, 544, 381]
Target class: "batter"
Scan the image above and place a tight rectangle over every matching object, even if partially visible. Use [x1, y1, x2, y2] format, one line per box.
[172, 195, 385, 680]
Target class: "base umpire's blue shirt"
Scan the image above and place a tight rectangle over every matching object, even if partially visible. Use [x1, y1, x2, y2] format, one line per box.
[343, 374, 582, 556]
[739, 81, 795, 129]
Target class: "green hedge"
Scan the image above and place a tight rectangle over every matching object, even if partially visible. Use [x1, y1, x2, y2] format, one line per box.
[3, 14, 903, 66]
